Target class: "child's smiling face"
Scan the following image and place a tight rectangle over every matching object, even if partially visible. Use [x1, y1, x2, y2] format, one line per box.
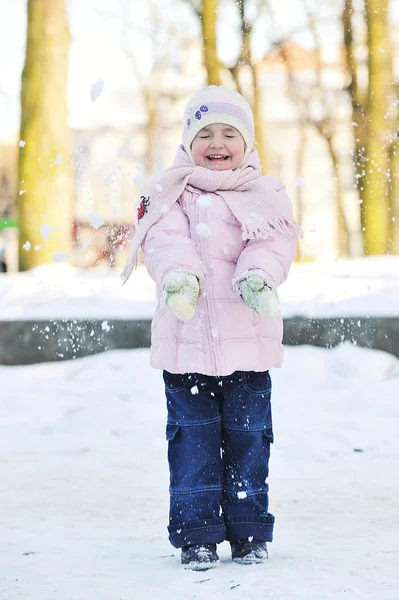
[191, 123, 246, 171]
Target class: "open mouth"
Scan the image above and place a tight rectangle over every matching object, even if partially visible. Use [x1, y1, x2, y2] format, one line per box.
[206, 154, 230, 161]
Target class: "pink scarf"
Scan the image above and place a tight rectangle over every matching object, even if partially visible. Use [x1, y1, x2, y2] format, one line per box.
[121, 145, 302, 283]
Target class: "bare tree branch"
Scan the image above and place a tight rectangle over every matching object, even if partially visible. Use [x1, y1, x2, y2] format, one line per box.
[282, 0, 351, 256]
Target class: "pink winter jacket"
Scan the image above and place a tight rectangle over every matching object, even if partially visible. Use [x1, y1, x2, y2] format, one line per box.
[143, 180, 297, 376]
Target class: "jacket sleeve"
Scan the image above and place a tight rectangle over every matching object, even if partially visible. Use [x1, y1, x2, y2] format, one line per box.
[233, 233, 297, 290]
[142, 200, 205, 289]
[233, 185, 298, 290]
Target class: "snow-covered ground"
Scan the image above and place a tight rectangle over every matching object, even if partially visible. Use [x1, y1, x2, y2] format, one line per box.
[1, 256, 399, 321]
[1, 344, 398, 599]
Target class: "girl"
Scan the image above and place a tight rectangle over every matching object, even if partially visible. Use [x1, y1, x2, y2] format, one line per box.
[122, 86, 301, 570]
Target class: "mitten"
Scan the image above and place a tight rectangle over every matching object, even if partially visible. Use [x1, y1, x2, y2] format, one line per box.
[238, 273, 279, 319]
[163, 271, 200, 321]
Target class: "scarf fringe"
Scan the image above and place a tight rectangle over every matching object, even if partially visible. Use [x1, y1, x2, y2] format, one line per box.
[120, 252, 138, 285]
[242, 217, 303, 241]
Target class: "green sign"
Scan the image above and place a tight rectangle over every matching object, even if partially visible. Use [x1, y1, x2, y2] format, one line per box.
[0, 219, 18, 231]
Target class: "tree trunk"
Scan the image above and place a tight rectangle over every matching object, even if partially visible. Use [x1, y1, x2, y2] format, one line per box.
[238, 1, 268, 172]
[251, 65, 267, 174]
[17, 0, 74, 271]
[201, 0, 222, 85]
[343, 0, 393, 255]
[388, 130, 399, 253]
[362, 0, 392, 254]
[343, 0, 368, 253]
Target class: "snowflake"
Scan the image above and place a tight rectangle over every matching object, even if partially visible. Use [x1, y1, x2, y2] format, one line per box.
[195, 223, 212, 237]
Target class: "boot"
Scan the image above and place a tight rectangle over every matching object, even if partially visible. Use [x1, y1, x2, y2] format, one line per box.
[181, 543, 219, 571]
[230, 539, 268, 564]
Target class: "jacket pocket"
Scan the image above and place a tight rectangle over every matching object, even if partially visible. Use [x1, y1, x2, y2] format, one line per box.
[262, 424, 274, 444]
[166, 423, 180, 441]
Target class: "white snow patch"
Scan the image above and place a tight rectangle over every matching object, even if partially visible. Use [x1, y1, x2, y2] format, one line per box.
[190, 385, 199, 395]
[195, 223, 212, 237]
[22, 241, 31, 251]
[19, 140, 26, 147]
[237, 491, 247, 499]
[18, 189, 26, 196]
[0, 345, 397, 598]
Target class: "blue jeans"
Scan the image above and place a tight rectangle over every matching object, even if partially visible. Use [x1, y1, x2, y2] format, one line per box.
[163, 370, 275, 548]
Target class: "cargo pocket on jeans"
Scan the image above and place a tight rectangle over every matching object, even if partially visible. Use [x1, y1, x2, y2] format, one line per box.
[263, 424, 274, 444]
[166, 423, 180, 441]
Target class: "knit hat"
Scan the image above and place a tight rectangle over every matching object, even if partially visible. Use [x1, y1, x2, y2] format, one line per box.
[182, 86, 255, 165]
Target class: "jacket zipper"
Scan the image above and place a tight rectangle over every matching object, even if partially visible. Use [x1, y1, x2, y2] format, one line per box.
[194, 193, 219, 375]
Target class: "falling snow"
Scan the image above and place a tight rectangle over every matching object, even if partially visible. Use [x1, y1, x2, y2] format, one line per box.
[52, 252, 69, 262]
[104, 171, 116, 186]
[133, 174, 147, 185]
[101, 320, 111, 332]
[90, 78, 104, 102]
[197, 194, 212, 207]
[89, 213, 105, 230]
[40, 224, 54, 241]
[296, 176, 306, 187]
[195, 223, 212, 237]
[190, 385, 199, 395]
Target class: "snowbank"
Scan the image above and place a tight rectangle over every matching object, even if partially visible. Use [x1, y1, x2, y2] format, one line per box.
[1, 256, 399, 320]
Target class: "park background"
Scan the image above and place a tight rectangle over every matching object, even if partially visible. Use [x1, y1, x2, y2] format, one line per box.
[1, 0, 399, 271]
